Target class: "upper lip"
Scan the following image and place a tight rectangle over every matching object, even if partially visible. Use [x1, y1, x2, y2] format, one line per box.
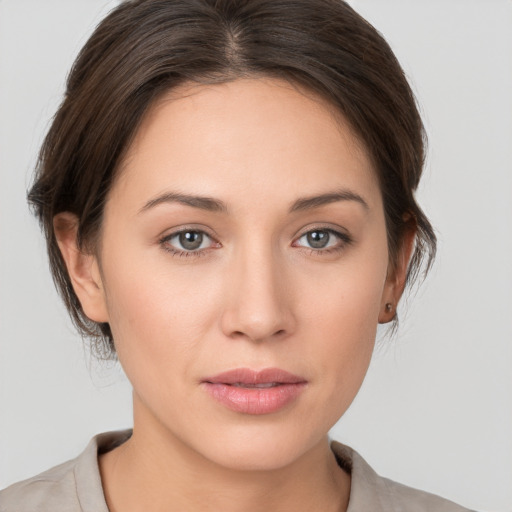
[203, 368, 307, 385]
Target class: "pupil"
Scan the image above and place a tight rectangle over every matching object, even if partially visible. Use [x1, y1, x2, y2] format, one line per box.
[179, 231, 203, 250]
[307, 230, 329, 249]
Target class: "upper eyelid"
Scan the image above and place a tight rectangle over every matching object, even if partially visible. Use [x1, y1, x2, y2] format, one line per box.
[294, 225, 350, 240]
[297, 226, 345, 236]
[160, 225, 218, 241]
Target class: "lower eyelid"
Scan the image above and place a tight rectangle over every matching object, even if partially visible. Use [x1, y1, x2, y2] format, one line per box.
[163, 246, 212, 258]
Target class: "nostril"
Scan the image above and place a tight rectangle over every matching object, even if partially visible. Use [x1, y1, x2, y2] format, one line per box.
[230, 328, 287, 341]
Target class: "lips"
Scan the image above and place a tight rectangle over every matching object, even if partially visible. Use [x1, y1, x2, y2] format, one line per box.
[201, 368, 307, 415]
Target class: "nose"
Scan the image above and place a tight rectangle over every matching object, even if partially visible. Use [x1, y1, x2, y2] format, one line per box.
[220, 243, 296, 343]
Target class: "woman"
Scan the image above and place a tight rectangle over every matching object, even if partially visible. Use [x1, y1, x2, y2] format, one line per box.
[0, 0, 478, 510]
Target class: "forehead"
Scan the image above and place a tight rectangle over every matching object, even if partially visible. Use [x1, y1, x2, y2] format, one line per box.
[112, 77, 380, 212]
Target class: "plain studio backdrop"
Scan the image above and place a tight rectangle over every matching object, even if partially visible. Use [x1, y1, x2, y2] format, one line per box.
[0, 1, 511, 510]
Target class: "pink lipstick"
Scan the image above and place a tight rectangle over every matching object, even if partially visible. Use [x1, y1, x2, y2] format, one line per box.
[202, 368, 307, 415]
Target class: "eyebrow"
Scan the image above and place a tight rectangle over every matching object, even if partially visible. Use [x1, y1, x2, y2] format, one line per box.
[139, 192, 228, 214]
[138, 188, 369, 215]
[289, 189, 369, 213]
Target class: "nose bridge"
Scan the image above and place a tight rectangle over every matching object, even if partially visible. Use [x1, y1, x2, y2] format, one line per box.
[221, 236, 294, 342]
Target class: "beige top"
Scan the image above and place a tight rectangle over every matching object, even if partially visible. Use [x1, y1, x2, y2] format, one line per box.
[0, 430, 474, 511]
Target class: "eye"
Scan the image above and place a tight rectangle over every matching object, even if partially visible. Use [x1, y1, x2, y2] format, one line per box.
[294, 228, 351, 253]
[159, 229, 218, 257]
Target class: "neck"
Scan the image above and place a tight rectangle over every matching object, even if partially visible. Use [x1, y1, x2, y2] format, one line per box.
[99, 399, 350, 512]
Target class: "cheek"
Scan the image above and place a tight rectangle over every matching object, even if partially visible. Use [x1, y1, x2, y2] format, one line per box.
[310, 289, 378, 380]
[296, 246, 387, 409]
[299, 237, 387, 341]
[100, 250, 223, 385]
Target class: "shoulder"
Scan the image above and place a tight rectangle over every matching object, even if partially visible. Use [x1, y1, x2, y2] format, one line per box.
[0, 430, 131, 512]
[331, 441, 476, 512]
[374, 475, 474, 512]
[0, 458, 81, 512]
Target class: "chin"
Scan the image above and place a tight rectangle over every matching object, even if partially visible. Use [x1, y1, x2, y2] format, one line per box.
[191, 421, 326, 472]
[205, 444, 306, 472]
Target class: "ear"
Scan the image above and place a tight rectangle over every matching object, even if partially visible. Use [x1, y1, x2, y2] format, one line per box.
[53, 212, 109, 323]
[378, 217, 417, 324]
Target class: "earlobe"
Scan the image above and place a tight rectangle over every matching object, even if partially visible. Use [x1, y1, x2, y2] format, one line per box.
[378, 218, 417, 324]
[378, 300, 396, 324]
[53, 212, 109, 323]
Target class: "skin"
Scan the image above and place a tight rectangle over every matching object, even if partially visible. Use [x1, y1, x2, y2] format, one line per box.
[55, 77, 413, 512]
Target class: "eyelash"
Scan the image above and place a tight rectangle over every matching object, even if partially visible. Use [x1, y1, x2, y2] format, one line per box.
[158, 227, 352, 259]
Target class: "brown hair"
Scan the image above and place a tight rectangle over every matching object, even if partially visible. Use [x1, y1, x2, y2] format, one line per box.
[28, 0, 436, 359]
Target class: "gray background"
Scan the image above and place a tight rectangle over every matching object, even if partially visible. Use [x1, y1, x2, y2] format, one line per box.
[1, 1, 511, 510]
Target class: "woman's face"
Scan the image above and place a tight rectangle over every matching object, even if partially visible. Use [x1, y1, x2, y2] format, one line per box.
[74, 78, 400, 470]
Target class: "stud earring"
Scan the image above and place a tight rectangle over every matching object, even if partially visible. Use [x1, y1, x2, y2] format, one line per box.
[385, 303, 393, 313]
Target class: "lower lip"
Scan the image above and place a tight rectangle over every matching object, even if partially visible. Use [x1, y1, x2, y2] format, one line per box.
[202, 382, 307, 415]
